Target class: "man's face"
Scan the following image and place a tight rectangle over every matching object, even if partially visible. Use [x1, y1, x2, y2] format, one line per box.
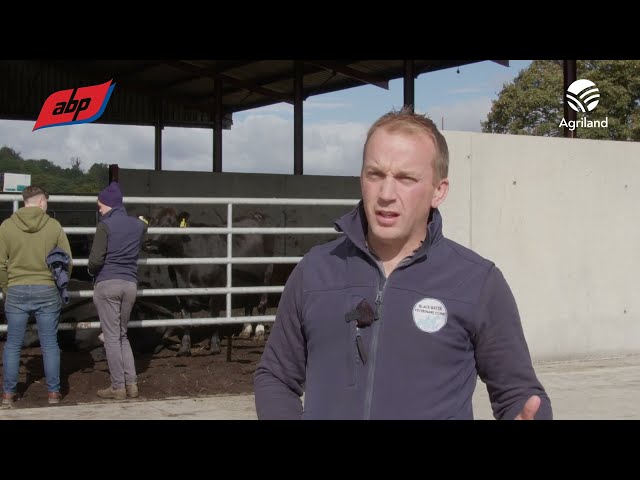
[360, 127, 448, 251]
[97, 200, 111, 216]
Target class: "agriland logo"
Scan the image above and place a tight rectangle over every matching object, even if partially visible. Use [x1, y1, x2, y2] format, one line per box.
[559, 78, 608, 131]
[566, 79, 600, 112]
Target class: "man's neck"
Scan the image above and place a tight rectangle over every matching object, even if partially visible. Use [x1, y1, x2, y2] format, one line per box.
[23, 204, 45, 212]
[366, 235, 425, 277]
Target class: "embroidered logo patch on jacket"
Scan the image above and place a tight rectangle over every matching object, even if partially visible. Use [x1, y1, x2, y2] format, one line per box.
[412, 298, 448, 333]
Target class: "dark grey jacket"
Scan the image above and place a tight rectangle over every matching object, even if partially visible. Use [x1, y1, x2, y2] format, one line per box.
[254, 202, 552, 420]
[46, 247, 71, 304]
[88, 206, 147, 284]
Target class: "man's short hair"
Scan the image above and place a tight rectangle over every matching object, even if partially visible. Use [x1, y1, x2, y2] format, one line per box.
[22, 185, 49, 202]
[363, 106, 450, 183]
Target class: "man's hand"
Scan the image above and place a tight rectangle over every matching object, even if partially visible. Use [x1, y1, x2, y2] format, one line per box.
[514, 395, 541, 420]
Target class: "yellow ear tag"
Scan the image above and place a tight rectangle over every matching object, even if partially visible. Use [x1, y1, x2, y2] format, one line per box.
[138, 216, 149, 225]
[179, 218, 187, 228]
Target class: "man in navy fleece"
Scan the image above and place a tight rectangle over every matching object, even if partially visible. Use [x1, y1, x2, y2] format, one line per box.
[254, 107, 552, 420]
[89, 182, 147, 401]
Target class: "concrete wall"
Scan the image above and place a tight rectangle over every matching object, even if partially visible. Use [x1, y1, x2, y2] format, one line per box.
[441, 132, 640, 361]
[120, 131, 640, 361]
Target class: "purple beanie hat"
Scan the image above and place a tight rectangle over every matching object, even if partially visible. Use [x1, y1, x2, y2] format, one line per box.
[98, 182, 123, 208]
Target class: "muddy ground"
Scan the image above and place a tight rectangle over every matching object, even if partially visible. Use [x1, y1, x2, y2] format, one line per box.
[0, 331, 266, 409]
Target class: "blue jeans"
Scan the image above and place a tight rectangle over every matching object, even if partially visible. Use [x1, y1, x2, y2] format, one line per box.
[2, 285, 62, 394]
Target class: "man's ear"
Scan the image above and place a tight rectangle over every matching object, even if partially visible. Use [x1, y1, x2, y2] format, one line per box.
[431, 178, 449, 209]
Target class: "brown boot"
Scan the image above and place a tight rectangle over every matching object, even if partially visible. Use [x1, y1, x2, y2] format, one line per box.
[97, 386, 126, 400]
[1, 392, 17, 406]
[126, 384, 139, 398]
[48, 392, 62, 404]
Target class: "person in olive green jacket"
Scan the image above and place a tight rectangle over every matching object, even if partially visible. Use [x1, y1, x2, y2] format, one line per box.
[0, 185, 72, 406]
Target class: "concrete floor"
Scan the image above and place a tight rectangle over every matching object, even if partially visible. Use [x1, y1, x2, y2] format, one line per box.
[1, 354, 639, 420]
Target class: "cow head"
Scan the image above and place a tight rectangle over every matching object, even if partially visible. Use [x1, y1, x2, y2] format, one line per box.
[141, 208, 192, 256]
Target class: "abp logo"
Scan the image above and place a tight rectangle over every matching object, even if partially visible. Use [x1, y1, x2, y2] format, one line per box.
[566, 79, 600, 113]
[33, 80, 115, 131]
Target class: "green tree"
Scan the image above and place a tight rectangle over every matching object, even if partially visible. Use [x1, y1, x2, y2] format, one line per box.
[482, 60, 640, 141]
[87, 162, 109, 187]
[70, 156, 83, 172]
[0, 147, 109, 193]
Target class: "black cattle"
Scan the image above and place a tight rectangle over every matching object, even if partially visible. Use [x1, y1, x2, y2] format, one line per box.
[0, 279, 169, 360]
[141, 207, 274, 357]
[56, 281, 103, 358]
[0, 279, 101, 353]
[247, 262, 298, 340]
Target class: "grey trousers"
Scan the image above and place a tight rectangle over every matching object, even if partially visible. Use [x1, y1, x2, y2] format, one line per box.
[93, 279, 138, 390]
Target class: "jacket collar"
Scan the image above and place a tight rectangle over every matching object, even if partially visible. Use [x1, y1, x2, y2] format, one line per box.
[334, 200, 444, 259]
[101, 205, 126, 219]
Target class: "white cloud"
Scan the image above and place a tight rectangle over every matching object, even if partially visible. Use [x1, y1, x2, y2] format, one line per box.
[422, 97, 493, 132]
[239, 103, 293, 117]
[0, 120, 154, 170]
[303, 122, 366, 176]
[234, 99, 353, 123]
[221, 114, 366, 176]
[304, 100, 352, 110]
[222, 114, 293, 174]
[162, 127, 215, 172]
[1, 115, 367, 177]
[8, 98, 499, 178]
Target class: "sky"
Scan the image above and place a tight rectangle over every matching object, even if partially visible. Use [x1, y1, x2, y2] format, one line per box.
[0, 60, 532, 177]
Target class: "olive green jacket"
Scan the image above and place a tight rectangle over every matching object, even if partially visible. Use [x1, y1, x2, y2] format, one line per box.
[0, 206, 73, 291]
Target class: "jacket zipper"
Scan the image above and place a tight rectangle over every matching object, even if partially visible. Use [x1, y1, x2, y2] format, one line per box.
[359, 246, 428, 419]
[363, 274, 387, 420]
